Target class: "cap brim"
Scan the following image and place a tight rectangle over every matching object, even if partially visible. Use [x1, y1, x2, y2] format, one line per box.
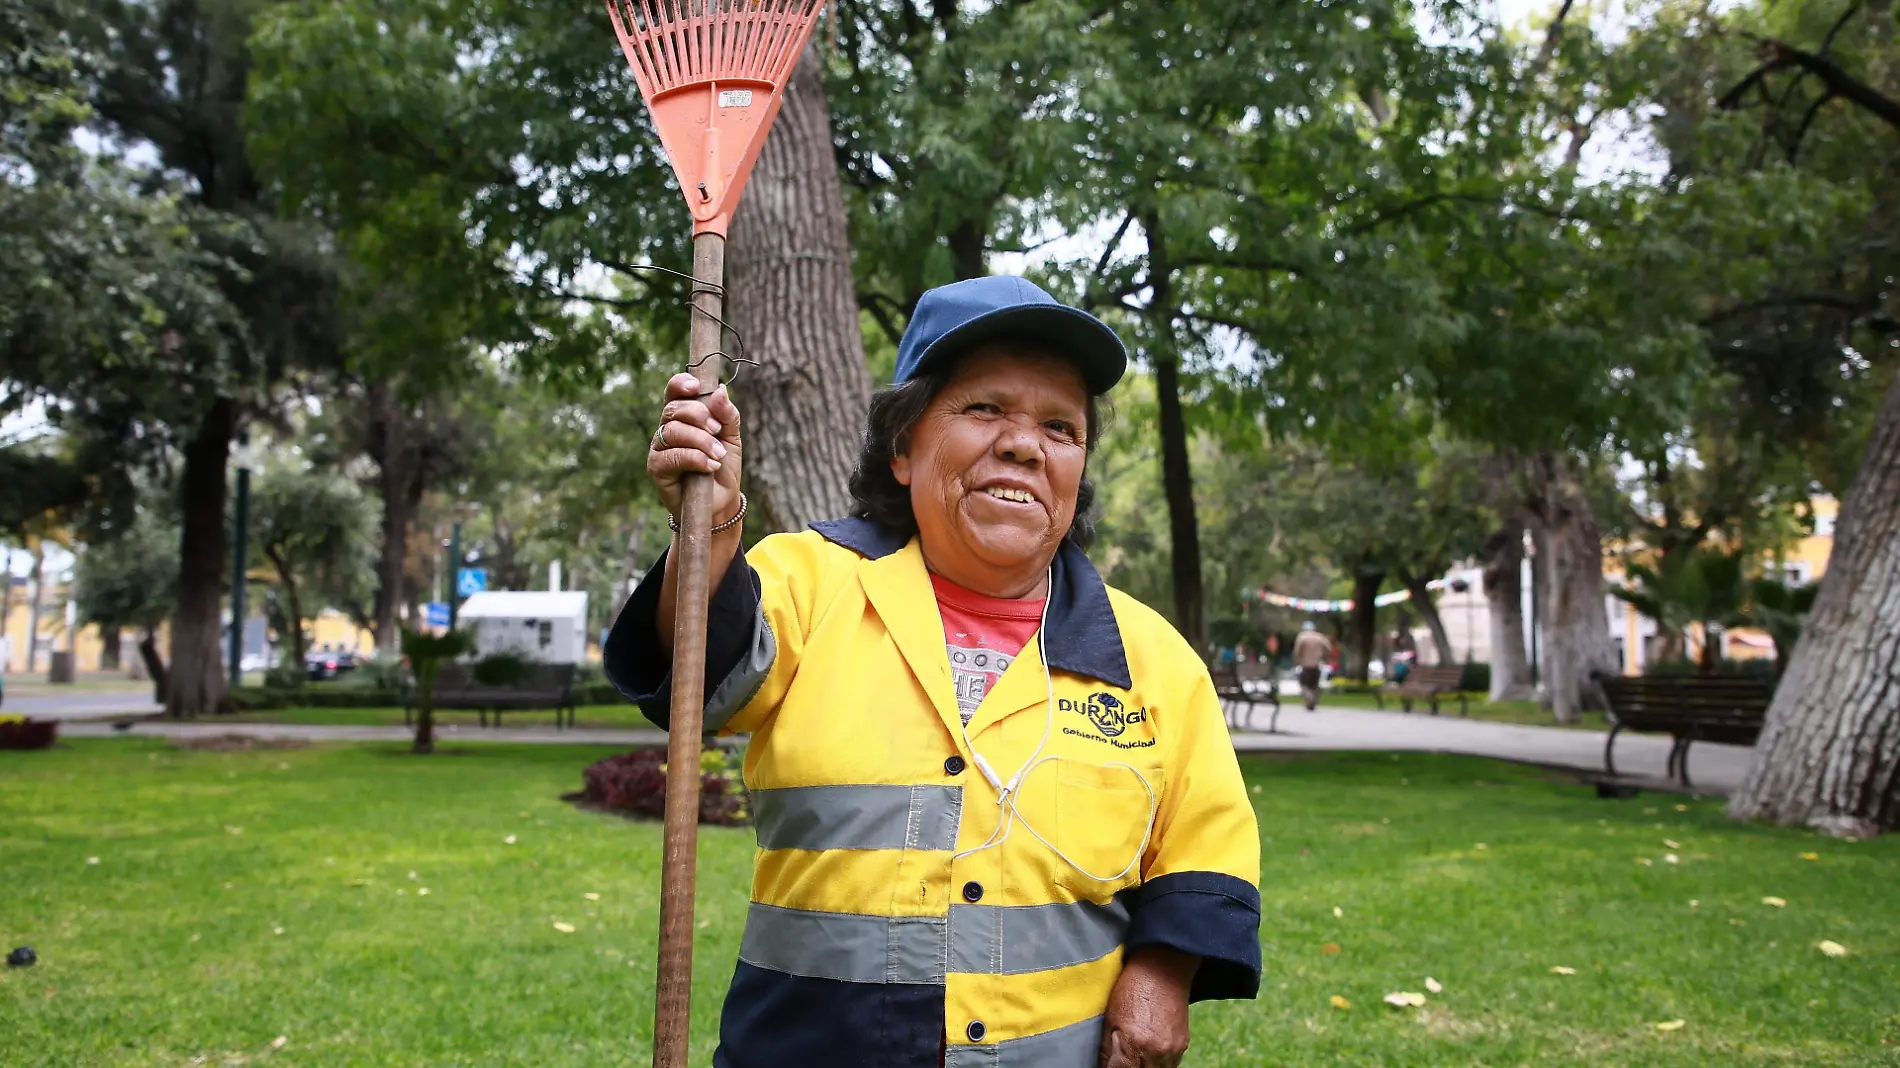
[910, 303, 1127, 395]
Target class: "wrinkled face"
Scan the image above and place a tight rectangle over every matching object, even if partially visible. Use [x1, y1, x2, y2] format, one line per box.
[892, 345, 1090, 584]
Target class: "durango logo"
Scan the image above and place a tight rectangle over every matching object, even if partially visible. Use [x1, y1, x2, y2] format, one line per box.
[1059, 693, 1147, 738]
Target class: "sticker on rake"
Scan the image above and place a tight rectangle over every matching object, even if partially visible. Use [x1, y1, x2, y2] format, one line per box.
[718, 90, 754, 108]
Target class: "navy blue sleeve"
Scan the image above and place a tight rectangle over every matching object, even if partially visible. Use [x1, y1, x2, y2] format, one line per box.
[601, 549, 770, 731]
[1122, 871, 1262, 1001]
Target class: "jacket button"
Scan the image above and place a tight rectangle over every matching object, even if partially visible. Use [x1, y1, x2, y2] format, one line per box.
[944, 755, 966, 776]
[966, 1020, 986, 1042]
[962, 881, 983, 903]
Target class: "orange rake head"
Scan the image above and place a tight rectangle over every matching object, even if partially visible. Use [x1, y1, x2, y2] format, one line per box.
[605, 0, 827, 238]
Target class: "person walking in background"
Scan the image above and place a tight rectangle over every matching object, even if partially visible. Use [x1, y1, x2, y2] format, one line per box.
[1291, 622, 1334, 711]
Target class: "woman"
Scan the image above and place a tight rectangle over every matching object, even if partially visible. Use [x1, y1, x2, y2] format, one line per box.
[607, 276, 1260, 1068]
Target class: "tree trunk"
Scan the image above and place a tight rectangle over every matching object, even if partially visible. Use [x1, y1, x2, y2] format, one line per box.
[166, 397, 235, 718]
[1349, 568, 1384, 682]
[1143, 219, 1207, 656]
[100, 633, 122, 672]
[1730, 371, 1900, 836]
[368, 382, 415, 654]
[1529, 453, 1617, 723]
[138, 626, 168, 705]
[1484, 522, 1536, 701]
[1399, 567, 1457, 666]
[25, 544, 44, 673]
[725, 43, 871, 534]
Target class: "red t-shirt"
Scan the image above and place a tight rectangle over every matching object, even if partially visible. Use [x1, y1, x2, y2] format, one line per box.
[931, 573, 1045, 725]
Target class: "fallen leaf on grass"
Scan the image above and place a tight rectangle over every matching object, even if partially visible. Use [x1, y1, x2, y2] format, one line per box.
[1655, 1020, 1686, 1032]
[1333, 906, 1344, 919]
[1689, 900, 1699, 908]
[553, 922, 576, 934]
[1549, 966, 1577, 976]
[225, 826, 244, 836]
[697, 919, 711, 929]
[1250, 785, 1262, 794]
[1320, 942, 1341, 956]
[417, 888, 431, 897]
[86, 857, 100, 865]
[1636, 858, 1653, 866]
[407, 871, 419, 881]
[349, 879, 367, 888]
[1663, 854, 1680, 865]
[504, 835, 517, 846]
[1384, 991, 1427, 1008]
[1761, 897, 1787, 908]
[584, 893, 601, 901]
[1329, 995, 1351, 1010]
[1663, 839, 1680, 849]
[1799, 852, 1818, 861]
[270, 1036, 287, 1050]
[1474, 843, 1488, 851]
[272, 926, 284, 936]
[1425, 977, 1443, 994]
[1674, 804, 1689, 812]
[1816, 940, 1848, 958]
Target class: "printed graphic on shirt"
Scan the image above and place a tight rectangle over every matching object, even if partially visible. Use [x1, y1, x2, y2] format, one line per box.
[1060, 691, 1157, 749]
[949, 644, 1016, 724]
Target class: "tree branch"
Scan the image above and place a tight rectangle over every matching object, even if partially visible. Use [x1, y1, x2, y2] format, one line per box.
[1719, 37, 1900, 133]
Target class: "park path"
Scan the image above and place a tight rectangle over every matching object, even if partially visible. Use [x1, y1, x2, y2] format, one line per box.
[53, 697, 1754, 796]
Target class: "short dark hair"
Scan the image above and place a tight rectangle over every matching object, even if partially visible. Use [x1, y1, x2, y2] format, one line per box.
[846, 345, 1106, 550]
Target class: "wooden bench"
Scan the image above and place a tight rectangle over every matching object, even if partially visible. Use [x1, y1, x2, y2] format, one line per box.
[1375, 664, 1468, 716]
[1213, 661, 1283, 734]
[405, 662, 578, 730]
[1598, 674, 1772, 788]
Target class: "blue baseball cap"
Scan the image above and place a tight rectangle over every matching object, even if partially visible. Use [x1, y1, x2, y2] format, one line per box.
[893, 276, 1127, 395]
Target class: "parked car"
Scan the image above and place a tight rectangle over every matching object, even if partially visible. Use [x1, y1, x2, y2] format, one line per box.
[304, 649, 360, 682]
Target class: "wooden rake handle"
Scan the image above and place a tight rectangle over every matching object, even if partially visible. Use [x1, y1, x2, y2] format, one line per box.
[653, 230, 727, 1068]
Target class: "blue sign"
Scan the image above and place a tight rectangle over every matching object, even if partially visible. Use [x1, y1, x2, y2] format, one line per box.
[424, 602, 451, 628]
[456, 568, 488, 598]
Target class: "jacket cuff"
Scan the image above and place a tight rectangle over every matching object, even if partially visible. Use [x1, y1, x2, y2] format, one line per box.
[602, 549, 775, 732]
[1124, 871, 1261, 1002]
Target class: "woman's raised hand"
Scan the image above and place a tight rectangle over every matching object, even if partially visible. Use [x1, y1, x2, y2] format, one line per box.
[647, 373, 743, 532]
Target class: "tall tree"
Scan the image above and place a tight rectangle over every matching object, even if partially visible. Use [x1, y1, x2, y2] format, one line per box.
[726, 45, 872, 532]
[249, 463, 375, 667]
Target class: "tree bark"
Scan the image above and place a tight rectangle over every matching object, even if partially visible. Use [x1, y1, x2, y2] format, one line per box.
[1143, 218, 1208, 656]
[1528, 453, 1617, 723]
[1349, 568, 1384, 682]
[138, 626, 168, 705]
[368, 381, 415, 653]
[725, 43, 872, 534]
[1398, 567, 1457, 666]
[25, 544, 44, 673]
[99, 633, 122, 672]
[1731, 370, 1900, 836]
[1483, 522, 1536, 701]
[266, 547, 308, 667]
[166, 397, 235, 718]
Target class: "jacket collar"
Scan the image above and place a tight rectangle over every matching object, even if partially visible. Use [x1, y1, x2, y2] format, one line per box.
[810, 517, 1132, 690]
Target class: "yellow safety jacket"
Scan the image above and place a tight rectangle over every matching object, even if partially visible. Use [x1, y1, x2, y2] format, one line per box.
[606, 518, 1261, 1068]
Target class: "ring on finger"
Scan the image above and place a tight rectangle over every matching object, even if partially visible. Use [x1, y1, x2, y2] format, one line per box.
[652, 424, 669, 451]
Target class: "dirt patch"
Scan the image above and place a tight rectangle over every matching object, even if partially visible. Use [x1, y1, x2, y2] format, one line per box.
[169, 735, 313, 752]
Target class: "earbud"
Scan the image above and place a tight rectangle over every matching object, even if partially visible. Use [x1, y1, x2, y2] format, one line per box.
[973, 753, 1004, 793]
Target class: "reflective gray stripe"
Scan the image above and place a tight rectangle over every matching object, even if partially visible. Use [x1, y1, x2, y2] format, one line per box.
[944, 1015, 1103, 1068]
[948, 899, 1128, 975]
[753, 784, 963, 851]
[704, 600, 776, 732]
[737, 902, 946, 983]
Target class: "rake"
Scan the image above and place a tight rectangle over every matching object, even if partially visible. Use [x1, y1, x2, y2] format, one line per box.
[599, 1, 826, 1066]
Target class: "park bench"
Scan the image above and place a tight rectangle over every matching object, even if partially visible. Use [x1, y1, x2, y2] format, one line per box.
[404, 662, 578, 730]
[1213, 661, 1283, 734]
[1597, 674, 1772, 788]
[1375, 664, 1469, 716]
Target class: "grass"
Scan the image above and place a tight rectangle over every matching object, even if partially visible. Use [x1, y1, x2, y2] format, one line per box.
[1, 741, 1894, 1066]
[227, 704, 655, 730]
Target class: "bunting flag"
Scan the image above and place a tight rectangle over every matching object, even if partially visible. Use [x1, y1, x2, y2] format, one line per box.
[1245, 578, 1447, 614]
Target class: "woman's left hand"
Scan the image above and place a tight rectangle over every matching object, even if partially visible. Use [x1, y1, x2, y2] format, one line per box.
[1099, 947, 1197, 1068]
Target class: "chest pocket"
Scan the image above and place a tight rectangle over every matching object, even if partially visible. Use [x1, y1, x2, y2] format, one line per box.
[1051, 760, 1164, 890]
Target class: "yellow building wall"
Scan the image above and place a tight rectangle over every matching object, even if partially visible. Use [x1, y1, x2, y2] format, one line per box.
[2, 585, 135, 677]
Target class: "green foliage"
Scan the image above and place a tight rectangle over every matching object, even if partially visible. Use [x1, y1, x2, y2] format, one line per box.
[249, 463, 377, 663]
[400, 627, 474, 703]
[71, 505, 178, 637]
[469, 650, 534, 689]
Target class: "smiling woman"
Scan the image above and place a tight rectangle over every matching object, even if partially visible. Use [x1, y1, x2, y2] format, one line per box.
[607, 275, 1261, 1068]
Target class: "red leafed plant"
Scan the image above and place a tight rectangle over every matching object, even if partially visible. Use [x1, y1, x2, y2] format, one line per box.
[578, 747, 749, 827]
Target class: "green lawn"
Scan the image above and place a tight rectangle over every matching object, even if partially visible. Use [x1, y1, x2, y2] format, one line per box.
[228, 704, 655, 730]
[1313, 690, 1614, 731]
[2, 741, 1893, 1066]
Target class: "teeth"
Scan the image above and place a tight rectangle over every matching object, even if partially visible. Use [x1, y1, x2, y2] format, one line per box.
[986, 487, 1034, 504]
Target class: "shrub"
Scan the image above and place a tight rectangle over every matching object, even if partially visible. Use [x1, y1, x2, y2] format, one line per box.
[576, 680, 629, 707]
[578, 747, 748, 826]
[263, 661, 307, 691]
[1458, 662, 1491, 694]
[471, 651, 535, 688]
[346, 656, 411, 692]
